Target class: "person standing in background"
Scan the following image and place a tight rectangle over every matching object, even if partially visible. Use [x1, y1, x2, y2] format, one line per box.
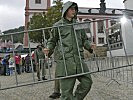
[34, 44, 47, 81]
[25, 54, 31, 73]
[15, 53, 21, 74]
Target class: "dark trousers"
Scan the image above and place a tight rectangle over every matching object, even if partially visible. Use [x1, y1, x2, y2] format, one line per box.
[25, 64, 31, 73]
[60, 74, 93, 100]
[3, 64, 10, 75]
[16, 64, 21, 74]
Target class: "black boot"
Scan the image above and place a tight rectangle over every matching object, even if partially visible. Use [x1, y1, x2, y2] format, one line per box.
[49, 92, 61, 99]
[42, 76, 47, 80]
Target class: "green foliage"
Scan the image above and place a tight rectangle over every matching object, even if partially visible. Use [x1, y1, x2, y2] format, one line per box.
[28, 0, 63, 43]
[2, 26, 24, 43]
[29, 13, 47, 43]
[3, 26, 24, 34]
[46, 0, 63, 27]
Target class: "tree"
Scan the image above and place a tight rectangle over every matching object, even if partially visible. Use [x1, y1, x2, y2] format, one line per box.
[29, 13, 47, 43]
[46, 0, 63, 27]
[28, 0, 63, 43]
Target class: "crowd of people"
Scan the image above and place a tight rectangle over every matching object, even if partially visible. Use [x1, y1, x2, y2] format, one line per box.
[0, 44, 51, 82]
[0, 53, 36, 76]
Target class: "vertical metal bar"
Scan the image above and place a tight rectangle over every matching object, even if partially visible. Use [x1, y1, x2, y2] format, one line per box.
[100, 58, 103, 76]
[119, 24, 130, 86]
[114, 57, 116, 79]
[104, 57, 107, 77]
[27, 32, 35, 82]
[122, 57, 125, 83]
[89, 58, 92, 71]
[106, 57, 109, 77]
[119, 57, 122, 81]
[42, 29, 51, 79]
[41, 59, 43, 78]
[11, 35, 18, 85]
[89, 22, 100, 72]
[103, 57, 106, 77]
[110, 57, 111, 78]
[73, 24, 84, 73]
[94, 57, 96, 72]
[129, 56, 133, 85]
[104, 26, 115, 79]
[112, 57, 115, 78]
[57, 26, 68, 76]
[94, 54, 100, 72]
[117, 57, 121, 81]
[42, 30, 47, 46]
[102, 58, 105, 76]
[39, 59, 41, 77]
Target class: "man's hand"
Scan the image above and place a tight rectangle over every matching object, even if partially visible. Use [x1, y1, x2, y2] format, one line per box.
[91, 43, 96, 50]
[43, 48, 49, 56]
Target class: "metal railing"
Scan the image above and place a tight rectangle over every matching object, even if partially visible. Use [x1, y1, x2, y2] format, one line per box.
[0, 18, 133, 91]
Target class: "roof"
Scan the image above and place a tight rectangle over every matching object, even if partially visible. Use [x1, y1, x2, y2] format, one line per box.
[14, 42, 40, 49]
[14, 43, 23, 49]
[78, 7, 123, 15]
[23, 42, 39, 48]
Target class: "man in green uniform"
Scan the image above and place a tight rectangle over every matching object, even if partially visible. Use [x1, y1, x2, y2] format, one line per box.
[44, 1, 95, 100]
[34, 45, 47, 81]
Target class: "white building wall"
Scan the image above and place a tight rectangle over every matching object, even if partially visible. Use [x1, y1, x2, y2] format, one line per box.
[124, 0, 133, 10]
[123, 0, 133, 55]
[122, 19, 133, 55]
[29, 0, 47, 9]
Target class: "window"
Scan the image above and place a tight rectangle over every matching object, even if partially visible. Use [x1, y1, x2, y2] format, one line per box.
[97, 20, 104, 33]
[35, 0, 41, 4]
[98, 37, 104, 44]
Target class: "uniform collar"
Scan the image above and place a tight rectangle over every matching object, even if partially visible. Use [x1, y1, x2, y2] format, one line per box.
[62, 17, 77, 24]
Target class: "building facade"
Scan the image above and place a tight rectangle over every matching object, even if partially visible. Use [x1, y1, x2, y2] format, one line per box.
[25, 0, 124, 47]
[124, 0, 133, 10]
[25, 0, 133, 57]
[77, 7, 123, 46]
[24, 0, 50, 46]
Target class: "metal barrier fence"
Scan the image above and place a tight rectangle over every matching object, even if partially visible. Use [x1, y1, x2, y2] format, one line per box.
[86, 56, 133, 86]
[0, 18, 133, 91]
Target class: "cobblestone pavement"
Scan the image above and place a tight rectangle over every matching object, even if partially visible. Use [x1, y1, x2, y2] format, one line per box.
[0, 66, 133, 100]
[0, 72, 133, 100]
